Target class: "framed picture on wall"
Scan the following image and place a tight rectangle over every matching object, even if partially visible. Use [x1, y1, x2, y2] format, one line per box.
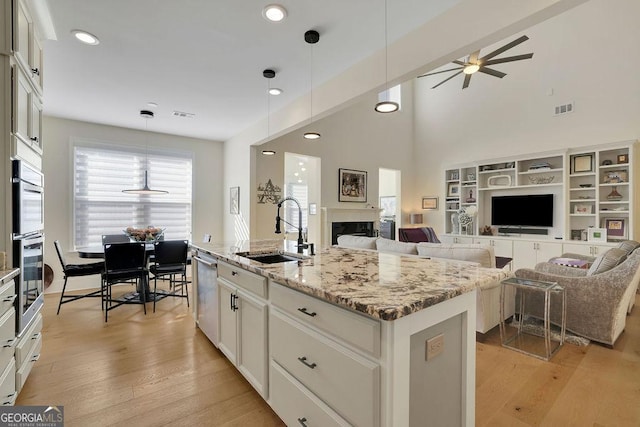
[422, 196, 438, 210]
[571, 154, 594, 174]
[339, 168, 367, 202]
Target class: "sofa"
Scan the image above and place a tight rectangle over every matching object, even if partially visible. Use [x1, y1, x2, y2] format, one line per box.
[515, 245, 640, 346]
[335, 235, 514, 334]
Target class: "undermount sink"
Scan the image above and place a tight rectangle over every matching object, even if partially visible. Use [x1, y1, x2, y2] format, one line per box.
[237, 252, 303, 264]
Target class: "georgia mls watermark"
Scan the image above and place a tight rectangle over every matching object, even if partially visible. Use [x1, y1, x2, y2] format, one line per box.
[0, 406, 64, 427]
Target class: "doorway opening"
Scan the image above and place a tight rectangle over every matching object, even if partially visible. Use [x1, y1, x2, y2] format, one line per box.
[378, 168, 401, 240]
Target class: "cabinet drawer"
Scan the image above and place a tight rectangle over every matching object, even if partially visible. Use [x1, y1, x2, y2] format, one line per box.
[16, 335, 41, 392]
[0, 358, 16, 406]
[0, 308, 16, 370]
[270, 310, 380, 427]
[270, 360, 349, 427]
[16, 312, 42, 368]
[271, 282, 380, 357]
[0, 280, 16, 317]
[218, 261, 267, 299]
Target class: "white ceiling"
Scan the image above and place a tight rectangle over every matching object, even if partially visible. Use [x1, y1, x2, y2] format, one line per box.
[42, 0, 461, 141]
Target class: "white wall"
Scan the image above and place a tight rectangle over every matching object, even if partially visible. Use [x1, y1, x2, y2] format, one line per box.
[43, 116, 223, 292]
[414, 0, 640, 235]
[253, 84, 416, 240]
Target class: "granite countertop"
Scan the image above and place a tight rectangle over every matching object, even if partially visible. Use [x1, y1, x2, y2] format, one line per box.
[0, 269, 20, 284]
[193, 240, 512, 321]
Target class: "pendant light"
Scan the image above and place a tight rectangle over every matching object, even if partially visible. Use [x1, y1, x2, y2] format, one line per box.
[262, 68, 277, 155]
[374, 0, 399, 113]
[303, 30, 321, 140]
[122, 110, 168, 195]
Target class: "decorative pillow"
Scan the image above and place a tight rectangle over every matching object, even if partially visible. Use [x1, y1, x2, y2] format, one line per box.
[376, 238, 418, 255]
[587, 248, 628, 276]
[617, 240, 640, 256]
[336, 235, 377, 250]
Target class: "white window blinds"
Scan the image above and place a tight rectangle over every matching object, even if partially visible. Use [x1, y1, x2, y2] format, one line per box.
[284, 184, 308, 233]
[73, 144, 192, 248]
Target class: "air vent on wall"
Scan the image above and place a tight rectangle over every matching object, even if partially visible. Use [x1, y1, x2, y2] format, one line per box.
[172, 110, 195, 118]
[553, 102, 574, 116]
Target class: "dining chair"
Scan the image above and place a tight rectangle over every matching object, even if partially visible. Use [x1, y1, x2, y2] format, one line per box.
[102, 234, 130, 244]
[149, 240, 190, 313]
[54, 240, 104, 314]
[102, 242, 148, 322]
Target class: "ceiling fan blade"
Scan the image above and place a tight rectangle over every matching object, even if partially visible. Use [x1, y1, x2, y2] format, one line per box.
[452, 60, 466, 66]
[478, 67, 506, 78]
[431, 70, 464, 89]
[468, 50, 480, 64]
[462, 73, 472, 89]
[482, 53, 533, 66]
[480, 35, 529, 61]
[418, 66, 464, 78]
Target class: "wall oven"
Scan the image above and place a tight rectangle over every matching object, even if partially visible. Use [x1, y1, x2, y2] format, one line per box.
[11, 159, 45, 335]
[12, 159, 44, 239]
[13, 233, 44, 335]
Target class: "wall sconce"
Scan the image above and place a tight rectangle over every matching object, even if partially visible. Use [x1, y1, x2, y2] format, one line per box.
[410, 213, 423, 225]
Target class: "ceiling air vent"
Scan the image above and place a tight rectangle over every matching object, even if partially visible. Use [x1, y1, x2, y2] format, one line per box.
[553, 102, 574, 116]
[172, 110, 195, 118]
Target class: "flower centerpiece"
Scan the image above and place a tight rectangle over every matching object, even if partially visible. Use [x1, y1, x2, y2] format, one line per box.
[125, 226, 164, 242]
[457, 206, 478, 234]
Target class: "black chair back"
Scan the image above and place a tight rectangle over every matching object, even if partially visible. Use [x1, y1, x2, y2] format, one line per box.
[102, 234, 130, 244]
[153, 240, 188, 266]
[104, 242, 146, 274]
[54, 240, 67, 269]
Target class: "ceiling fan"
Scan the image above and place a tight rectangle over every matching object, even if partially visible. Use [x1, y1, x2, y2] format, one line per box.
[418, 35, 533, 89]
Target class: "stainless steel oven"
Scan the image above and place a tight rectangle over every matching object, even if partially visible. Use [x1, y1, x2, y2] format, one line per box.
[13, 233, 44, 335]
[12, 159, 44, 239]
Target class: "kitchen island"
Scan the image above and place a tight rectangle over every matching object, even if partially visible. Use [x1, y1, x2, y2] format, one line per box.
[192, 239, 511, 426]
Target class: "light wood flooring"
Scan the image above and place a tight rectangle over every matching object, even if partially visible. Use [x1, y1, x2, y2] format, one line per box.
[16, 290, 640, 426]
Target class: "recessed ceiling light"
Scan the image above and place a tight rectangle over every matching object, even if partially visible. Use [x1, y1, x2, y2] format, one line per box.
[269, 88, 283, 95]
[262, 150, 276, 155]
[71, 29, 100, 45]
[147, 102, 158, 108]
[263, 4, 287, 22]
[301, 167, 306, 171]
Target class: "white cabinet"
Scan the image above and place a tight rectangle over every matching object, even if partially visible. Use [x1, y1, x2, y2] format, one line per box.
[0, 274, 17, 406]
[217, 261, 268, 398]
[11, 0, 43, 94]
[441, 235, 474, 244]
[11, 64, 42, 154]
[562, 242, 614, 258]
[473, 236, 513, 258]
[512, 240, 563, 270]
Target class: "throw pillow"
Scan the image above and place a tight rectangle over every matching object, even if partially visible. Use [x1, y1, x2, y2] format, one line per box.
[617, 240, 640, 256]
[587, 248, 628, 276]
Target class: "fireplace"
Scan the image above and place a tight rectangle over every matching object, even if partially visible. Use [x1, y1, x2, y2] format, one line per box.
[321, 207, 381, 248]
[331, 221, 375, 245]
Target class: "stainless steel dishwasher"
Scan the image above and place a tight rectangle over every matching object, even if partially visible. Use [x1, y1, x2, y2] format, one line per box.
[193, 250, 218, 346]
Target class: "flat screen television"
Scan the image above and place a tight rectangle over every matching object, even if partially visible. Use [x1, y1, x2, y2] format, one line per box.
[491, 194, 553, 227]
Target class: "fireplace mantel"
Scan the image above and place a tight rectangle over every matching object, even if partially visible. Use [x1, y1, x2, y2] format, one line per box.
[321, 207, 382, 248]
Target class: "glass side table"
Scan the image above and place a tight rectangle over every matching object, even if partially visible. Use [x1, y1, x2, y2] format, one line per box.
[499, 277, 566, 361]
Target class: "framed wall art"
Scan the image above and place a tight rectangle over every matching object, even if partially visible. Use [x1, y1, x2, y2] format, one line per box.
[587, 227, 607, 243]
[603, 218, 626, 241]
[447, 182, 460, 197]
[230, 186, 240, 214]
[422, 196, 438, 210]
[571, 153, 594, 174]
[339, 168, 367, 202]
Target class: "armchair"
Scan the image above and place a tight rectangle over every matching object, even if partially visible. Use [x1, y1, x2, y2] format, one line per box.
[515, 250, 640, 346]
[398, 227, 440, 243]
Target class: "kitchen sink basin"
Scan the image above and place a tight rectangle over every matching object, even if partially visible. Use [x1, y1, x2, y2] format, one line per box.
[237, 252, 304, 264]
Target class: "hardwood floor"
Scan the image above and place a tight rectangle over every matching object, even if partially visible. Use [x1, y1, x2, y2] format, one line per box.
[17, 290, 640, 426]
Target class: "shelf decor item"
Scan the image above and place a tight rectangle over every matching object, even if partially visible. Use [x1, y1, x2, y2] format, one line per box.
[571, 154, 594, 173]
[457, 206, 477, 235]
[339, 168, 367, 202]
[604, 218, 626, 241]
[487, 174, 512, 187]
[587, 227, 607, 243]
[570, 229, 583, 240]
[528, 175, 555, 185]
[617, 154, 628, 164]
[603, 170, 627, 184]
[606, 186, 623, 200]
[447, 182, 459, 197]
[573, 204, 592, 214]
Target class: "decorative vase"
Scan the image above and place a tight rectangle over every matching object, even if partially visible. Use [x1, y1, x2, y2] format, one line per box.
[451, 213, 459, 234]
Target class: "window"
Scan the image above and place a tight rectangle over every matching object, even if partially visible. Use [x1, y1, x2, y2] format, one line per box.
[73, 143, 192, 248]
[284, 183, 308, 234]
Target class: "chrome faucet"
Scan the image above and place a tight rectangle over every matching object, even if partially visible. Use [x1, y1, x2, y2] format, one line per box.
[275, 196, 313, 254]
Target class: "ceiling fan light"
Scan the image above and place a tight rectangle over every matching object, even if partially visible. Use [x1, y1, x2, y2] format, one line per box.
[375, 100, 399, 113]
[268, 87, 282, 95]
[303, 132, 321, 140]
[263, 4, 287, 22]
[463, 64, 480, 74]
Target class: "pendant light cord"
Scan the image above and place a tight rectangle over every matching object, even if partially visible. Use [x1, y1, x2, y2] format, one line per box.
[384, 0, 389, 92]
[309, 42, 314, 124]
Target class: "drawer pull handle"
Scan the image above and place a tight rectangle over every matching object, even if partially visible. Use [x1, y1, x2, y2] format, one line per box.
[2, 392, 17, 406]
[231, 271, 238, 276]
[2, 338, 16, 348]
[297, 356, 317, 369]
[32, 332, 42, 340]
[297, 307, 317, 317]
[297, 417, 308, 427]
[2, 295, 16, 303]
[31, 68, 40, 76]
[31, 354, 40, 362]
